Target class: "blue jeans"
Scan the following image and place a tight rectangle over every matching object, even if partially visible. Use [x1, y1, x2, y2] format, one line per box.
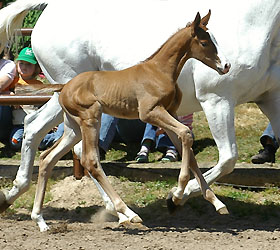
[260, 123, 279, 149]
[99, 114, 145, 151]
[0, 105, 12, 140]
[10, 123, 64, 150]
[141, 123, 175, 152]
[39, 122, 64, 150]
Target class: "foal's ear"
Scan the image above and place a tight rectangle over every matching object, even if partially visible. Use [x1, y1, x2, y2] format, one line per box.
[191, 12, 201, 37]
[200, 9, 211, 27]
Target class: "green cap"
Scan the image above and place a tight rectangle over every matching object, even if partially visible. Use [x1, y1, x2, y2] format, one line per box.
[16, 47, 37, 64]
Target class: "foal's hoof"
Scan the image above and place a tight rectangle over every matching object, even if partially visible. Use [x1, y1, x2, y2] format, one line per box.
[166, 190, 181, 214]
[217, 206, 229, 215]
[166, 196, 179, 214]
[120, 221, 146, 230]
[119, 219, 147, 230]
[130, 215, 143, 224]
[0, 191, 11, 213]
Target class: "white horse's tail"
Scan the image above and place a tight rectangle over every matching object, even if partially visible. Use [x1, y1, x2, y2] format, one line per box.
[0, 0, 49, 53]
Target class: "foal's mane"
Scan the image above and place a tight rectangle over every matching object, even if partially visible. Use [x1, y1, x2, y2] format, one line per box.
[142, 21, 208, 63]
[143, 25, 187, 62]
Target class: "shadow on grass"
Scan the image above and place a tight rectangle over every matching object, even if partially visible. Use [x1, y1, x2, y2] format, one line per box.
[4, 194, 279, 234]
[0, 140, 17, 159]
[115, 195, 280, 234]
[193, 138, 216, 155]
[108, 142, 141, 162]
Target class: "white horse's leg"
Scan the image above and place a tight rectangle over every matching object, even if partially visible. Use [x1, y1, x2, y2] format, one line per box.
[0, 93, 63, 211]
[31, 114, 81, 232]
[257, 65, 280, 144]
[73, 142, 117, 216]
[180, 97, 238, 204]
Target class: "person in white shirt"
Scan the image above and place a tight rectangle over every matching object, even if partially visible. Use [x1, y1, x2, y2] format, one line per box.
[0, 51, 16, 141]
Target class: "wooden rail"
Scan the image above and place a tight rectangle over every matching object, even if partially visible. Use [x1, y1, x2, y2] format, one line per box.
[17, 28, 33, 36]
[0, 95, 51, 105]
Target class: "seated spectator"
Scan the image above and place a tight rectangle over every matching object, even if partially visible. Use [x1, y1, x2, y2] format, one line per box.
[8, 47, 63, 150]
[0, 50, 16, 141]
[99, 113, 145, 158]
[38, 122, 64, 150]
[135, 114, 194, 163]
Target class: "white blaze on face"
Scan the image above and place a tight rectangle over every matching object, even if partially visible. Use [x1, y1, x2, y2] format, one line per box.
[208, 30, 231, 74]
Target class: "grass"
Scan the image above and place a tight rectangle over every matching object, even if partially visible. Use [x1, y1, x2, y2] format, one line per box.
[192, 103, 272, 163]
[0, 103, 279, 220]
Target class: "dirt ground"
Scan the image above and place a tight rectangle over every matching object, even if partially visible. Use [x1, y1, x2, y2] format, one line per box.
[0, 176, 279, 250]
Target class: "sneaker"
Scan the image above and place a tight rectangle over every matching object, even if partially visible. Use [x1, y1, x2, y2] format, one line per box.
[161, 149, 178, 162]
[135, 151, 149, 163]
[251, 145, 276, 164]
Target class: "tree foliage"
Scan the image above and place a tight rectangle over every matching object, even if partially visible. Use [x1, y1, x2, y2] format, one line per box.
[2, 0, 15, 6]
[11, 10, 42, 56]
[2, 1, 42, 56]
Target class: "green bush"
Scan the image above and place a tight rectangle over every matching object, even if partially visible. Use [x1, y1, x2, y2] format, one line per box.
[11, 10, 42, 57]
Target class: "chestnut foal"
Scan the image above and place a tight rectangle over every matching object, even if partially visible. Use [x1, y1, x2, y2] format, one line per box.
[31, 11, 230, 231]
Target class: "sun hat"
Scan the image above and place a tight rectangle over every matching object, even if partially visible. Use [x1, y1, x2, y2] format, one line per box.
[16, 47, 37, 64]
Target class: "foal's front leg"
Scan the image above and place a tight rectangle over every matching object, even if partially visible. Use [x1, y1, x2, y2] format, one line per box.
[141, 107, 193, 208]
[188, 150, 229, 214]
[79, 115, 142, 225]
[166, 129, 228, 214]
[142, 106, 228, 214]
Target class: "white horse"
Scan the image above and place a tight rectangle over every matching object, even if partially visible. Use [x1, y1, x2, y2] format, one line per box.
[0, 0, 280, 230]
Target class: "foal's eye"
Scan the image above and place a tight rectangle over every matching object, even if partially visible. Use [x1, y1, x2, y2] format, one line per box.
[201, 42, 207, 47]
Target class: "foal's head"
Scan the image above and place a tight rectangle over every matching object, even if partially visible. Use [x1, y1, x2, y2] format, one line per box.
[188, 10, 230, 75]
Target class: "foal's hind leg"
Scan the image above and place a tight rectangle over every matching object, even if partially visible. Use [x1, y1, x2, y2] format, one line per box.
[78, 105, 142, 225]
[31, 115, 81, 232]
[73, 141, 116, 216]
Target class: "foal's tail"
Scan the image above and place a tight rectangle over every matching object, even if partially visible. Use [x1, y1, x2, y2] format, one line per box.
[15, 83, 64, 95]
[0, 0, 49, 53]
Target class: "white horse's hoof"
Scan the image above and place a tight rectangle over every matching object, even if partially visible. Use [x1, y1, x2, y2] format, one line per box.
[0, 190, 12, 213]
